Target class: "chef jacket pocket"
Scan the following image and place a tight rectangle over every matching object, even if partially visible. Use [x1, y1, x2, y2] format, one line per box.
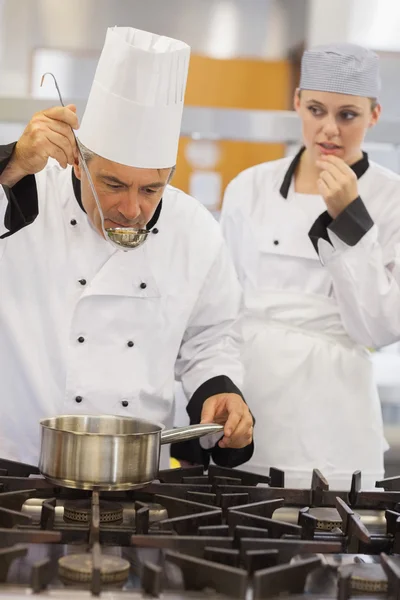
[255, 203, 320, 261]
[65, 289, 183, 422]
[254, 212, 323, 292]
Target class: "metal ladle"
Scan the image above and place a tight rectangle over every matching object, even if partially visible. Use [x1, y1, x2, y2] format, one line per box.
[40, 73, 149, 250]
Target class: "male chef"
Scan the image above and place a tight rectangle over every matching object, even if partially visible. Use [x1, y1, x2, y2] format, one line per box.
[0, 27, 253, 470]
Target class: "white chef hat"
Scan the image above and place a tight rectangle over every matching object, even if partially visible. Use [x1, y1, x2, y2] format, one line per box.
[78, 27, 190, 169]
[300, 43, 380, 98]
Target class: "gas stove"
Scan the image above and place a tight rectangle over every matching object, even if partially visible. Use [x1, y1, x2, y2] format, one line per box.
[1, 459, 400, 598]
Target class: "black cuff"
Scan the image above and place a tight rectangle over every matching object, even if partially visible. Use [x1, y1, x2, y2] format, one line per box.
[309, 196, 374, 254]
[0, 142, 17, 175]
[328, 196, 374, 246]
[170, 375, 255, 469]
[0, 142, 39, 238]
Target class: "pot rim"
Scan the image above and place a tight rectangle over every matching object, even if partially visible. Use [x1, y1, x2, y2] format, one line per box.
[39, 414, 166, 437]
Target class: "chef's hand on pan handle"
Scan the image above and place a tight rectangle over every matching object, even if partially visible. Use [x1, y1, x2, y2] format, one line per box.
[200, 393, 254, 449]
[316, 155, 359, 219]
[0, 105, 79, 187]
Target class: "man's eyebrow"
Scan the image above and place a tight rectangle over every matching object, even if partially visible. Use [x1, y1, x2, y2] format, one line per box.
[139, 181, 166, 190]
[99, 175, 166, 189]
[99, 174, 129, 186]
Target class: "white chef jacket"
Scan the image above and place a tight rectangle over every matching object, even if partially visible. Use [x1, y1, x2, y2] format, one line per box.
[0, 155, 246, 470]
[220, 150, 400, 489]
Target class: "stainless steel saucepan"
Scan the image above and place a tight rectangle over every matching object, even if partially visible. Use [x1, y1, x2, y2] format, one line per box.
[39, 415, 223, 491]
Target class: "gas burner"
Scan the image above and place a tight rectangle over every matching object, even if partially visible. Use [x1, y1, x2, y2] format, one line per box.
[3, 461, 400, 598]
[143, 503, 168, 523]
[308, 507, 342, 531]
[58, 553, 130, 584]
[339, 563, 388, 593]
[321, 554, 381, 567]
[63, 499, 123, 524]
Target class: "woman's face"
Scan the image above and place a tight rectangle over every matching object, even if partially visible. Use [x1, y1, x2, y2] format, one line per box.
[294, 90, 381, 165]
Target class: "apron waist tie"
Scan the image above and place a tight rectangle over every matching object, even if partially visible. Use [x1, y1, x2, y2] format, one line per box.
[245, 315, 369, 354]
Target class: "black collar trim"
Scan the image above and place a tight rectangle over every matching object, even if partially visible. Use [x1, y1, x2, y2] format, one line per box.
[71, 169, 162, 230]
[279, 146, 370, 199]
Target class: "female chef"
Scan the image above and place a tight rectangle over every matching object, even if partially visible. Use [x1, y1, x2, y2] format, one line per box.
[220, 43, 400, 489]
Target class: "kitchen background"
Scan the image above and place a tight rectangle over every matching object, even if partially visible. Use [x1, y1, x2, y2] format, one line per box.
[1, 0, 400, 474]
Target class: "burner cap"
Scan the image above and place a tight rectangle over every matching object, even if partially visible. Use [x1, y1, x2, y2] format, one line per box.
[308, 507, 342, 531]
[58, 553, 130, 584]
[339, 563, 388, 593]
[63, 499, 123, 524]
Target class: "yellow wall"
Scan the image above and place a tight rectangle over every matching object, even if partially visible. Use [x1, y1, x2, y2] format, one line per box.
[173, 54, 292, 206]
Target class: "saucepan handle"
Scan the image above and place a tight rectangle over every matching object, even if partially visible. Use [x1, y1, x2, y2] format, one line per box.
[160, 423, 224, 445]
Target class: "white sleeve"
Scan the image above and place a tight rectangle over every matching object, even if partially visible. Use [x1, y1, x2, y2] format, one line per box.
[219, 178, 246, 284]
[175, 237, 244, 399]
[318, 225, 400, 348]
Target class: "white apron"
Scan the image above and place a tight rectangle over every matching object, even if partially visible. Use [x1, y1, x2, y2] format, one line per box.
[220, 157, 399, 490]
[243, 289, 387, 490]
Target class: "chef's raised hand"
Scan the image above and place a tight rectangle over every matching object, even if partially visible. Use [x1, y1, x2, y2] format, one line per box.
[316, 155, 359, 219]
[200, 393, 253, 449]
[1, 106, 79, 187]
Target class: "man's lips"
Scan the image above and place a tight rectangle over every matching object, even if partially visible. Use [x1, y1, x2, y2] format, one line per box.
[106, 220, 143, 229]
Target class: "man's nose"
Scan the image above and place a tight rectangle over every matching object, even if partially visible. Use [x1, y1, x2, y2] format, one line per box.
[118, 191, 141, 222]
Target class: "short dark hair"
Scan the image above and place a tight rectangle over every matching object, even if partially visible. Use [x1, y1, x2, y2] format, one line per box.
[158, 165, 176, 183]
[79, 141, 176, 182]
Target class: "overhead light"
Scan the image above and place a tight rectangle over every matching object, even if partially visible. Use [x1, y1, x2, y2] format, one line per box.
[206, 1, 239, 59]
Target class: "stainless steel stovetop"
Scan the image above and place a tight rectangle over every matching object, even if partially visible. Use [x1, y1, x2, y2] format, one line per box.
[0, 460, 399, 599]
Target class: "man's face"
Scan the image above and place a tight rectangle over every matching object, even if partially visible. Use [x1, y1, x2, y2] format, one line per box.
[73, 156, 172, 237]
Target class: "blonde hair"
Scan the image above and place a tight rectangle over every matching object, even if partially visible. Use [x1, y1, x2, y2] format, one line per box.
[297, 89, 378, 111]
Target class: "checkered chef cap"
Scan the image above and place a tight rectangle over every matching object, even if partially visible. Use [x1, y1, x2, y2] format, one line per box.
[300, 43, 380, 98]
